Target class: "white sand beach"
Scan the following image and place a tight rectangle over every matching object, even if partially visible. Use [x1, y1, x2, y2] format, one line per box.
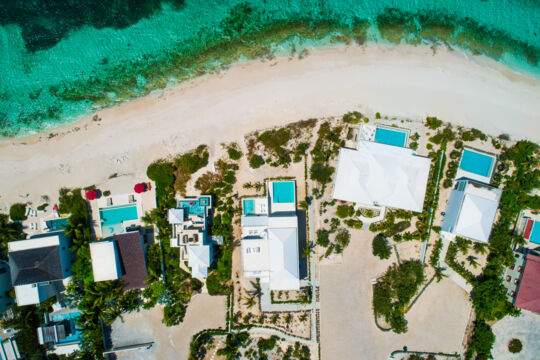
[0, 44, 539, 209]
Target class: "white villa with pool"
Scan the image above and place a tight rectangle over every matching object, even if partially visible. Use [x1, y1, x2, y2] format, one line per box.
[241, 180, 300, 290]
[332, 140, 431, 213]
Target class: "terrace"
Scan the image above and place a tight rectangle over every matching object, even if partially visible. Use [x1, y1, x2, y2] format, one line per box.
[455, 147, 497, 184]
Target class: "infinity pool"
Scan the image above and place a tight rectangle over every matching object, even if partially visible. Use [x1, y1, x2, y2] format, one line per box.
[179, 196, 210, 215]
[459, 149, 495, 178]
[374, 127, 408, 147]
[99, 204, 138, 236]
[272, 181, 295, 203]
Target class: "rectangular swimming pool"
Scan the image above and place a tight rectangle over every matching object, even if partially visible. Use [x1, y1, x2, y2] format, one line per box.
[45, 217, 69, 231]
[459, 149, 495, 178]
[374, 127, 408, 147]
[272, 181, 295, 203]
[243, 199, 255, 215]
[99, 204, 138, 237]
[524, 220, 540, 245]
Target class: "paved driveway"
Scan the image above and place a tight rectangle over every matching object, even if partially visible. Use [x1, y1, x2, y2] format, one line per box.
[492, 310, 540, 360]
[320, 230, 471, 359]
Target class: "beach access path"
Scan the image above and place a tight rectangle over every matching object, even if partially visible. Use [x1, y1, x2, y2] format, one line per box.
[1, 44, 539, 210]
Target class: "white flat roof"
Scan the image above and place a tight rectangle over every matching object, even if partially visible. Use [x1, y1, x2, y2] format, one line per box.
[14, 283, 56, 306]
[241, 239, 270, 273]
[188, 245, 211, 278]
[268, 227, 300, 290]
[332, 141, 431, 212]
[8, 234, 60, 252]
[89, 241, 121, 282]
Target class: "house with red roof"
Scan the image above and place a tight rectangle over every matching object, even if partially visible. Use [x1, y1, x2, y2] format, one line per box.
[513, 253, 540, 314]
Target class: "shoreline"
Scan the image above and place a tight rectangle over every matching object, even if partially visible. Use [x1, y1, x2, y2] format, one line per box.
[0, 44, 539, 209]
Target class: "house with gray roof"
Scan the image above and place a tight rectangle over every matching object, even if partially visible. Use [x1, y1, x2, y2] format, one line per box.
[8, 233, 72, 306]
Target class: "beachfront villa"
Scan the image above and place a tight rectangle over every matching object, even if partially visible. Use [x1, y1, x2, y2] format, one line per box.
[169, 196, 213, 279]
[332, 140, 431, 213]
[89, 230, 148, 289]
[240, 180, 300, 290]
[8, 233, 73, 306]
[37, 309, 82, 356]
[441, 179, 502, 243]
[503, 250, 540, 314]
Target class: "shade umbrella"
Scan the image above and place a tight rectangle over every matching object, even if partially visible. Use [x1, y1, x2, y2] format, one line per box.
[134, 183, 145, 194]
[85, 190, 97, 200]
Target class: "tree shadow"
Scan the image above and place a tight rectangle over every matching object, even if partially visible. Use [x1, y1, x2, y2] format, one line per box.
[297, 209, 308, 280]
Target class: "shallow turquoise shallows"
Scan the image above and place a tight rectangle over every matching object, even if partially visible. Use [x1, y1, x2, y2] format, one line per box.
[0, 0, 538, 137]
[243, 199, 255, 215]
[374, 127, 408, 147]
[272, 181, 295, 203]
[459, 149, 495, 178]
[99, 204, 138, 236]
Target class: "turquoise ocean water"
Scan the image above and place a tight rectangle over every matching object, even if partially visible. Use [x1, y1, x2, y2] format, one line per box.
[0, 0, 538, 137]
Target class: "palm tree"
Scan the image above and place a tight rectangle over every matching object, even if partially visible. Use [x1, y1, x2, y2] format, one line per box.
[302, 241, 314, 259]
[467, 255, 479, 268]
[434, 266, 448, 283]
[473, 243, 488, 255]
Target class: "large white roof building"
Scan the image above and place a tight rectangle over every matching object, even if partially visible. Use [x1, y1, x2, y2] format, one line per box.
[441, 179, 502, 243]
[332, 141, 431, 212]
[241, 181, 300, 290]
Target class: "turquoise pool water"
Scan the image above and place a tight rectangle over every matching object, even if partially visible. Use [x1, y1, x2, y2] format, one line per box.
[50, 311, 82, 344]
[45, 217, 70, 231]
[179, 196, 210, 216]
[529, 221, 540, 245]
[99, 204, 138, 236]
[272, 181, 295, 203]
[243, 199, 255, 215]
[0, 0, 538, 137]
[459, 149, 495, 178]
[374, 127, 408, 147]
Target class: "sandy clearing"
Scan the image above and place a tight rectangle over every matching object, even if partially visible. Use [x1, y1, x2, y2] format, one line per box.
[110, 294, 226, 360]
[319, 230, 471, 359]
[1, 44, 539, 210]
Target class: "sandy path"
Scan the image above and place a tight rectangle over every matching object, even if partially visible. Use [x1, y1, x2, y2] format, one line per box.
[319, 230, 472, 359]
[0, 44, 539, 209]
[110, 294, 226, 360]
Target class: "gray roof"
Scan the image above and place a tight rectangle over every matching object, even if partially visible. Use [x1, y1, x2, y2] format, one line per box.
[9, 246, 63, 286]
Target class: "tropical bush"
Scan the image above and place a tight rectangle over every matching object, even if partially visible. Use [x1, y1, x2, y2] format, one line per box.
[9, 203, 27, 221]
[425, 116, 443, 129]
[336, 204, 355, 218]
[372, 234, 392, 259]
[508, 338, 522, 353]
[316, 230, 330, 247]
[249, 154, 264, 169]
[342, 111, 363, 124]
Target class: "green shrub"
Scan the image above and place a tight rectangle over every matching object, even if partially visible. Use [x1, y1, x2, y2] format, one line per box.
[147, 161, 175, 187]
[372, 234, 392, 259]
[334, 229, 351, 249]
[249, 154, 264, 168]
[375, 112, 381, 119]
[9, 203, 27, 221]
[426, 116, 443, 129]
[344, 219, 363, 229]
[454, 140, 464, 149]
[316, 230, 330, 247]
[410, 132, 420, 141]
[342, 111, 363, 124]
[103, 190, 111, 196]
[409, 141, 418, 150]
[310, 162, 334, 185]
[426, 143, 433, 150]
[37, 203, 48, 211]
[508, 338, 522, 353]
[227, 147, 242, 160]
[336, 205, 355, 218]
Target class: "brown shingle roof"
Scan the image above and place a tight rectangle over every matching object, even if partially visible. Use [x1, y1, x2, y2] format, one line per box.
[515, 254, 540, 314]
[114, 231, 148, 290]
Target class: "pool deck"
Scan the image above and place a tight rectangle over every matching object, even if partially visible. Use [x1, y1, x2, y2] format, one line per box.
[89, 189, 156, 239]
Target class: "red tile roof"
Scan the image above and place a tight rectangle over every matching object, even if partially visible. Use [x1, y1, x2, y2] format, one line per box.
[515, 254, 540, 314]
[114, 231, 148, 290]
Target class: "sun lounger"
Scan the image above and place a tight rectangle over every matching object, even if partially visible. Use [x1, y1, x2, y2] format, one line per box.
[107, 198, 113, 206]
[25, 207, 30, 216]
[129, 195, 136, 203]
